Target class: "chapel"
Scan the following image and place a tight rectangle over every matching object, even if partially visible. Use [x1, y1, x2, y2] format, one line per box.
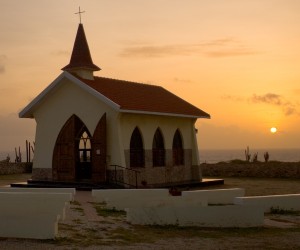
[19, 22, 210, 188]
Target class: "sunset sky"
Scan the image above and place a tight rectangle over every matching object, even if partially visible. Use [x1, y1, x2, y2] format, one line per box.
[1, 0, 300, 154]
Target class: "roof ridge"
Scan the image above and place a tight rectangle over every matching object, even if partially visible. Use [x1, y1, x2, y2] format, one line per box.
[93, 75, 163, 88]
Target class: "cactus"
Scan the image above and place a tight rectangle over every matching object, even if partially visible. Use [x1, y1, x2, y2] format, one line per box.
[264, 151, 269, 163]
[14, 147, 22, 163]
[245, 146, 251, 162]
[252, 152, 258, 162]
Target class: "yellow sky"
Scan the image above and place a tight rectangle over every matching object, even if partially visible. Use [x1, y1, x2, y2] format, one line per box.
[0, 0, 300, 152]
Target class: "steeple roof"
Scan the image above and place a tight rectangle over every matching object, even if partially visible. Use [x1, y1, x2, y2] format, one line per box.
[61, 23, 100, 72]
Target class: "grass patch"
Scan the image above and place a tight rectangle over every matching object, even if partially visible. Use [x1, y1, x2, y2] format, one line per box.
[55, 225, 117, 247]
[105, 225, 300, 245]
[108, 227, 142, 242]
[72, 219, 83, 224]
[70, 200, 81, 206]
[59, 223, 79, 232]
[0, 173, 31, 181]
[71, 206, 85, 216]
[93, 203, 126, 218]
[134, 225, 300, 239]
[55, 222, 300, 248]
[229, 159, 248, 164]
[269, 207, 300, 215]
[70, 201, 85, 216]
[208, 203, 230, 206]
[0, 173, 32, 186]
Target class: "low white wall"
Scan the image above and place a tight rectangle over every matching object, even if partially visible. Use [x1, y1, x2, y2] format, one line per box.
[182, 188, 245, 204]
[234, 194, 300, 212]
[92, 189, 170, 203]
[126, 205, 264, 227]
[0, 187, 76, 201]
[105, 196, 207, 211]
[0, 192, 72, 239]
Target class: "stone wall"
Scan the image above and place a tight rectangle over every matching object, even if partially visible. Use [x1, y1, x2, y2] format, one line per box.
[122, 149, 201, 187]
[201, 161, 300, 178]
[31, 168, 52, 180]
[0, 161, 32, 175]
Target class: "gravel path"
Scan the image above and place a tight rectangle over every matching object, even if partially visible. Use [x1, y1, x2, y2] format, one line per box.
[0, 189, 300, 249]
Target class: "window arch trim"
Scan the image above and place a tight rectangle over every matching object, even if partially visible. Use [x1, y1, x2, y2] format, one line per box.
[152, 127, 165, 167]
[172, 129, 184, 166]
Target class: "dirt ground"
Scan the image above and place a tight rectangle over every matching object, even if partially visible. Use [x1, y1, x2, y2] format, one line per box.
[0, 174, 300, 249]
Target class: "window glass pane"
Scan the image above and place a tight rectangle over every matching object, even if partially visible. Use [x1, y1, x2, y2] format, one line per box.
[130, 127, 145, 167]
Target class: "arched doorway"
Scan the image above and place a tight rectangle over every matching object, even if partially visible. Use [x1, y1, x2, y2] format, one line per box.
[52, 114, 106, 183]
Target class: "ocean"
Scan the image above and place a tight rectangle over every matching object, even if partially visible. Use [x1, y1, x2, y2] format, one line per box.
[199, 148, 300, 164]
[1, 149, 300, 164]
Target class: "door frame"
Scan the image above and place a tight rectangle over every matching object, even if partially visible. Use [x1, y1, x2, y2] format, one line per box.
[52, 113, 107, 183]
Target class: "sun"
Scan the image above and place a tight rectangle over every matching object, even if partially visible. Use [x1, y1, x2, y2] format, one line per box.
[270, 127, 277, 133]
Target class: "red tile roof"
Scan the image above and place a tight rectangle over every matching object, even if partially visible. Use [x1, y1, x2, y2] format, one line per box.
[80, 76, 210, 118]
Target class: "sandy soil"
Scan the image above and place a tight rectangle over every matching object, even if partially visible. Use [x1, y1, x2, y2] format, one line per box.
[0, 176, 300, 249]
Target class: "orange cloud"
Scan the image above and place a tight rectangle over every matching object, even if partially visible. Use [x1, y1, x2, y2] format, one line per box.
[250, 93, 299, 116]
[222, 93, 299, 116]
[251, 93, 282, 106]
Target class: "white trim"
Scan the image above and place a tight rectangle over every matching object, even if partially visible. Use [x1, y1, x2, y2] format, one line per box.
[19, 72, 120, 118]
[120, 109, 210, 119]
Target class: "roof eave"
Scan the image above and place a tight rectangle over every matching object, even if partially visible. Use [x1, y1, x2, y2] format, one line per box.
[61, 64, 101, 72]
[120, 109, 211, 119]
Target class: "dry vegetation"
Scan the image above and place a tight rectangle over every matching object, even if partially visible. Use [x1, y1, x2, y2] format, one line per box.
[198, 176, 300, 196]
[0, 174, 300, 249]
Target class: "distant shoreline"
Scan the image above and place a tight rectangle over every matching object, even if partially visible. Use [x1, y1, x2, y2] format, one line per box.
[199, 148, 300, 164]
[201, 161, 300, 178]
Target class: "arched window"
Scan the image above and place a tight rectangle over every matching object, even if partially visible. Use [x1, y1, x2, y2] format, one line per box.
[173, 129, 184, 165]
[78, 131, 91, 163]
[130, 127, 145, 168]
[152, 128, 165, 167]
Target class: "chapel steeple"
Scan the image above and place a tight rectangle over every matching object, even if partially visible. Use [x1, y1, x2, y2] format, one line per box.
[61, 23, 100, 80]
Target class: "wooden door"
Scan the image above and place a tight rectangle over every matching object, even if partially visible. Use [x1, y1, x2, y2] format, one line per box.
[91, 113, 107, 183]
[53, 115, 78, 181]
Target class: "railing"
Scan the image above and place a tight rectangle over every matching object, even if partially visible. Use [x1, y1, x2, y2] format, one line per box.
[109, 165, 141, 188]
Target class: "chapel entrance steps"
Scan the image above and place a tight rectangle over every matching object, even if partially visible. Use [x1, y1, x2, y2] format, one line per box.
[9, 164, 223, 190]
[10, 179, 124, 191]
[10, 178, 224, 190]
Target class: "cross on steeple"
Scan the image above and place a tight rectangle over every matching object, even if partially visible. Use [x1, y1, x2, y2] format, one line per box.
[75, 6, 85, 24]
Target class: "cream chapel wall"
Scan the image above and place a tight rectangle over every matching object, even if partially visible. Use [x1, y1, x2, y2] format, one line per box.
[119, 113, 199, 165]
[119, 113, 201, 186]
[120, 113, 195, 149]
[32, 78, 121, 174]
